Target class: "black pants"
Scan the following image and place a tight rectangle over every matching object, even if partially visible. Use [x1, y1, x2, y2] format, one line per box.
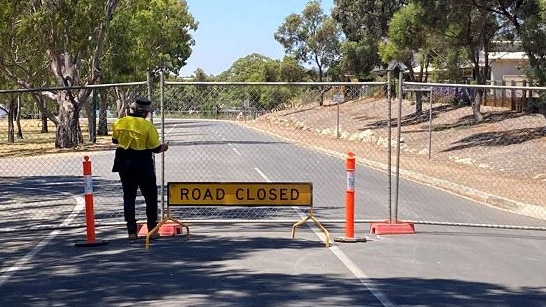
[119, 167, 158, 235]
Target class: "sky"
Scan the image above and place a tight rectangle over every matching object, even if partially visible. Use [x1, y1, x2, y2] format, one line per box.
[179, 0, 334, 77]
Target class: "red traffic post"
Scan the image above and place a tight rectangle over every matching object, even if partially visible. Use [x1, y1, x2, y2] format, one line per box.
[75, 156, 107, 247]
[335, 152, 366, 243]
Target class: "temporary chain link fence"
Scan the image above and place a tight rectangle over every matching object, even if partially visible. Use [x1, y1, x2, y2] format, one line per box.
[0, 77, 545, 233]
[0, 82, 149, 231]
[158, 80, 387, 224]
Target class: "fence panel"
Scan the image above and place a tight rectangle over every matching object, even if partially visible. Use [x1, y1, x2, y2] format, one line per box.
[0, 83, 149, 231]
[400, 82, 546, 228]
[158, 81, 390, 224]
[1, 80, 545, 233]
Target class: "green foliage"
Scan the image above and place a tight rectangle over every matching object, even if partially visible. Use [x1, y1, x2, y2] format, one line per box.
[215, 54, 301, 110]
[332, 0, 407, 78]
[274, 0, 342, 81]
[104, 0, 197, 81]
[339, 39, 377, 80]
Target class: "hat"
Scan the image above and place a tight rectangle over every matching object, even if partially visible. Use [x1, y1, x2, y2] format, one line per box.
[130, 96, 153, 112]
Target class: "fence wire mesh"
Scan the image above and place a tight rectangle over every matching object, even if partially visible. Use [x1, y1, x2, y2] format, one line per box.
[0, 79, 545, 233]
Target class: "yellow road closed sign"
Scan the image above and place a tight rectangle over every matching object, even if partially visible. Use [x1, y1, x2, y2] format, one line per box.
[168, 182, 313, 206]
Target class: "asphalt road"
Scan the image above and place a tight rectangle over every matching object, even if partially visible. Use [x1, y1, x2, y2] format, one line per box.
[1, 119, 545, 306]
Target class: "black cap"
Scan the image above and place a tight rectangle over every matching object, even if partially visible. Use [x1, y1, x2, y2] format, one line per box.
[130, 96, 153, 112]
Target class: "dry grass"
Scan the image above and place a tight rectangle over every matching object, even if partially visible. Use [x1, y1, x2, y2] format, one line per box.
[0, 119, 114, 158]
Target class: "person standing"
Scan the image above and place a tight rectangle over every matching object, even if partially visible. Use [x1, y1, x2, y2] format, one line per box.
[111, 97, 169, 240]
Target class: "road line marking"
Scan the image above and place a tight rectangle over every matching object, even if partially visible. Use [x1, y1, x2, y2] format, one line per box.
[253, 168, 396, 307]
[166, 124, 176, 135]
[232, 147, 241, 156]
[330, 245, 396, 306]
[0, 196, 84, 288]
[254, 168, 269, 181]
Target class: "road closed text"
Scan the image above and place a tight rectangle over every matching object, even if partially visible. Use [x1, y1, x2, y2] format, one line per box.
[168, 182, 312, 206]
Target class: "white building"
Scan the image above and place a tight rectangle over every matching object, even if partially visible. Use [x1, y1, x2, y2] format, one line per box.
[481, 50, 528, 85]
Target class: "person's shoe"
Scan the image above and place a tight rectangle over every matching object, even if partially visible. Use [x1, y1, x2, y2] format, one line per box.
[149, 232, 160, 240]
[128, 233, 138, 241]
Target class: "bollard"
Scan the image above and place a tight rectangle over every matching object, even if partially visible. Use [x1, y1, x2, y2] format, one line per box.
[334, 152, 366, 243]
[75, 156, 107, 247]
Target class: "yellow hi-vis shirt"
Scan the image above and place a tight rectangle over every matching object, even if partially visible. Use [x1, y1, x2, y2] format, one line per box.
[112, 116, 161, 150]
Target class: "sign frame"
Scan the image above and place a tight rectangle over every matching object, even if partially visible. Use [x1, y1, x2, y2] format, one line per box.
[167, 182, 313, 206]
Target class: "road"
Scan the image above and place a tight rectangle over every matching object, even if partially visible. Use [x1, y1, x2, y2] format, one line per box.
[0, 119, 545, 306]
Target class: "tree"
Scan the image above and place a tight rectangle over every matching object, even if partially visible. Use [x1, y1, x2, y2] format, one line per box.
[105, 0, 197, 78]
[0, 0, 197, 148]
[274, 0, 342, 84]
[279, 56, 309, 82]
[0, 0, 121, 148]
[411, 0, 498, 122]
[332, 0, 407, 79]
[468, 0, 546, 119]
[102, 0, 197, 120]
[0, 1, 54, 136]
[378, 2, 432, 115]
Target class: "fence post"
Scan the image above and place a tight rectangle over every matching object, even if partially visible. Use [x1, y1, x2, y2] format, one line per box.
[75, 156, 107, 247]
[369, 72, 416, 235]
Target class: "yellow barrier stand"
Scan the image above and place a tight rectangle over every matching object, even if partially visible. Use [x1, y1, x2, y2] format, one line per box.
[291, 206, 330, 247]
[145, 208, 190, 251]
[144, 182, 330, 250]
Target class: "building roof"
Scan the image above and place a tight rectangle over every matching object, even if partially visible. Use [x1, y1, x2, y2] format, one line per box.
[480, 51, 527, 65]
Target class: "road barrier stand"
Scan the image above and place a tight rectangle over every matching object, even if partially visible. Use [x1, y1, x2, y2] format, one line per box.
[75, 156, 107, 247]
[143, 182, 330, 250]
[143, 210, 190, 251]
[335, 152, 366, 243]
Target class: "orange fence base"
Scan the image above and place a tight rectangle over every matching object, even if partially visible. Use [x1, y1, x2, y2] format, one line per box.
[138, 222, 183, 237]
[370, 221, 416, 235]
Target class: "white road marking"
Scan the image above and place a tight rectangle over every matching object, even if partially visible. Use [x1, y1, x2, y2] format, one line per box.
[254, 167, 269, 181]
[0, 192, 84, 288]
[166, 124, 176, 135]
[253, 167, 396, 307]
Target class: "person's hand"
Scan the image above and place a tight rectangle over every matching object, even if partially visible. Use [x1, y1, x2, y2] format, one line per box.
[161, 142, 169, 152]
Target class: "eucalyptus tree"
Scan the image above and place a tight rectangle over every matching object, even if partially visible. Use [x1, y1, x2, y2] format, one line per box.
[217, 54, 278, 110]
[0, 1, 54, 136]
[378, 2, 432, 115]
[274, 0, 342, 84]
[0, 0, 197, 148]
[214, 53, 310, 110]
[0, 0, 121, 148]
[102, 0, 197, 119]
[332, 0, 407, 79]
[467, 0, 546, 118]
[410, 0, 498, 122]
[279, 56, 309, 82]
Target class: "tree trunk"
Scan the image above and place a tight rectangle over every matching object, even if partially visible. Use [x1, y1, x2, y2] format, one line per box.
[55, 95, 82, 148]
[84, 94, 95, 142]
[415, 91, 423, 116]
[41, 113, 49, 133]
[39, 97, 49, 133]
[15, 97, 23, 139]
[97, 90, 109, 136]
[7, 98, 15, 143]
[472, 88, 484, 122]
[537, 102, 546, 121]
